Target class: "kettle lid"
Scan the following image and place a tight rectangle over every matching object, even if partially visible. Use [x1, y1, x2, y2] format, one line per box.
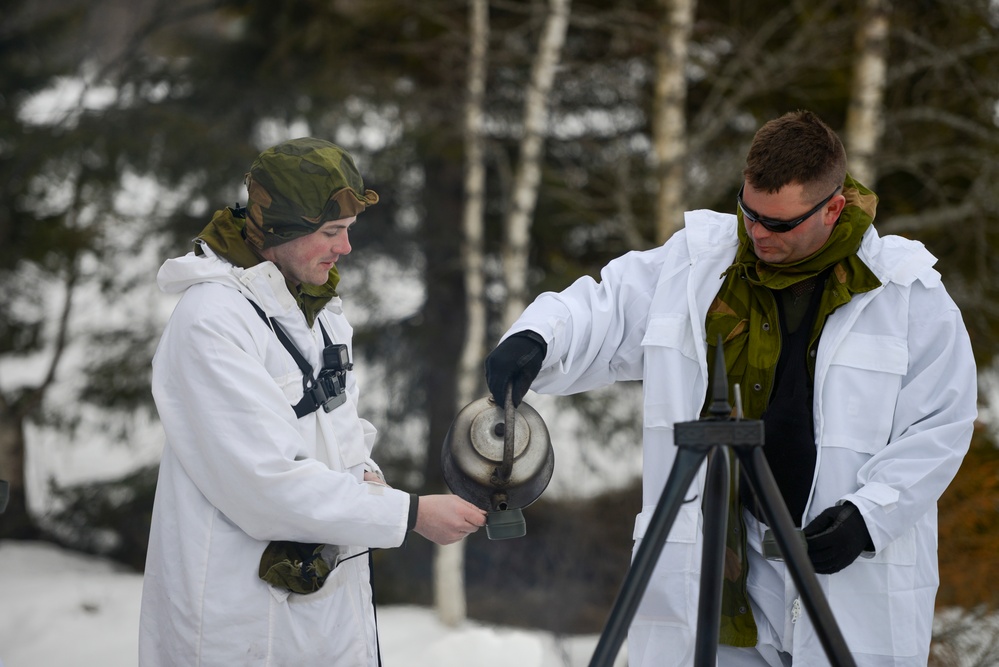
[441, 395, 554, 512]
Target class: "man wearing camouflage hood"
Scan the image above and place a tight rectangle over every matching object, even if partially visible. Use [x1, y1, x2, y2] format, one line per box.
[140, 138, 485, 666]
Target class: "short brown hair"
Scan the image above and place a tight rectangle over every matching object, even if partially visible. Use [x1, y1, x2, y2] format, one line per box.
[743, 110, 846, 197]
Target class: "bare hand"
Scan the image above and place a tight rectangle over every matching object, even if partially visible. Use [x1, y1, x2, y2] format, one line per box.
[363, 471, 388, 486]
[414, 494, 487, 545]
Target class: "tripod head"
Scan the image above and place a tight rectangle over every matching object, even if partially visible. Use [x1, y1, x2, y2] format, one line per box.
[674, 337, 764, 451]
[707, 334, 733, 419]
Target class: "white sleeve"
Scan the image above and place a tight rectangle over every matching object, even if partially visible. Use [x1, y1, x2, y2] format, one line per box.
[503, 243, 675, 396]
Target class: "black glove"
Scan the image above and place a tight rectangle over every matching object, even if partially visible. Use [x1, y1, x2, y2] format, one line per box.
[484, 331, 547, 407]
[803, 502, 873, 574]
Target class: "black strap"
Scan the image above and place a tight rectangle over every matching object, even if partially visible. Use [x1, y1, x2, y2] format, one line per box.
[369, 550, 383, 666]
[246, 300, 331, 418]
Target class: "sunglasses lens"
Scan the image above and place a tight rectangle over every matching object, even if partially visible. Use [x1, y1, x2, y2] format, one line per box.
[739, 195, 797, 233]
[740, 185, 840, 234]
[762, 220, 793, 233]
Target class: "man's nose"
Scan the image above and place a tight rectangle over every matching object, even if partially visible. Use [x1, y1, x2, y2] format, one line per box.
[334, 232, 351, 255]
[747, 219, 772, 241]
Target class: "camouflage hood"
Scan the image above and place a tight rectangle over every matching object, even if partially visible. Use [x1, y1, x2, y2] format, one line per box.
[244, 138, 379, 250]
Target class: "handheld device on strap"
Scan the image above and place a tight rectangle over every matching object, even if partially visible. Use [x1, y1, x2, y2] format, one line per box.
[247, 301, 353, 418]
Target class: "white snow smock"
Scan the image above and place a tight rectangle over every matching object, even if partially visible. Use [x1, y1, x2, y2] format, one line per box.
[503, 211, 977, 667]
[139, 242, 410, 666]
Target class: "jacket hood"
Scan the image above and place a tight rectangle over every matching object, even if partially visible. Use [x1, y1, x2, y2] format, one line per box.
[682, 188, 938, 290]
[157, 243, 343, 319]
[157, 242, 244, 295]
[857, 229, 939, 288]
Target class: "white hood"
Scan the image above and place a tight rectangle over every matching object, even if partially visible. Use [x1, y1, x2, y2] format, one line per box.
[157, 240, 343, 320]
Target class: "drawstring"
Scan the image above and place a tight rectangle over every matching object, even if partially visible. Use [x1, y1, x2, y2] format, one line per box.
[369, 550, 383, 666]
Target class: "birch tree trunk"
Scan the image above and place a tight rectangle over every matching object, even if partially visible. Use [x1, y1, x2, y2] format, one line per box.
[0, 259, 78, 539]
[434, 0, 490, 628]
[501, 0, 571, 328]
[652, 0, 695, 246]
[844, 0, 890, 187]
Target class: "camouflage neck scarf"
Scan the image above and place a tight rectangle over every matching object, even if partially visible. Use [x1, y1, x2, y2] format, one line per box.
[707, 174, 881, 418]
[195, 207, 340, 327]
[708, 174, 882, 648]
[725, 173, 880, 291]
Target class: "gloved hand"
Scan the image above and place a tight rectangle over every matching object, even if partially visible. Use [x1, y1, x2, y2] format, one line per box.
[803, 502, 873, 574]
[484, 331, 547, 407]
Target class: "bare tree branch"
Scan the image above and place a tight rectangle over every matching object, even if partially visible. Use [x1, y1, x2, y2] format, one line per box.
[501, 0, 571, 327]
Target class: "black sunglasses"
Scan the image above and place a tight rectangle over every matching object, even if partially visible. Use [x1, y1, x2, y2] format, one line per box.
[737, 184, 841, 233]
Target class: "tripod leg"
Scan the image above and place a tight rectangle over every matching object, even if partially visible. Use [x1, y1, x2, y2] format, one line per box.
[693, 447, 730, 667]
[736, 447, 857, 667]
[589, 445, 710, 667]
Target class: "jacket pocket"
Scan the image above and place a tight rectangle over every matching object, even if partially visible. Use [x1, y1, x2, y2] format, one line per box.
[630, 505, 700, 629]
[633, 502, 699, 545]
[641, 315, 701, 429]
[826, 529, 919, 656]
[285, 548, 361, 605]
[865, 523, 916, 566]
[820, 332, 907, 455]
[267, 550, 372, 665]
[641, 314, 699, 362]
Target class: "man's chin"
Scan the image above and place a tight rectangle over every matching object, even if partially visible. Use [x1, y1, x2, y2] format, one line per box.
[753, 246, 784, 263]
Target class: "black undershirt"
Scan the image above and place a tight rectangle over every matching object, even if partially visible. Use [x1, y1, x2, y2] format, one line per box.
[742, 273, 827, 527]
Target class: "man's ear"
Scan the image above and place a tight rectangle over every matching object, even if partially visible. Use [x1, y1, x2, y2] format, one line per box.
[825, 194, 847, 226]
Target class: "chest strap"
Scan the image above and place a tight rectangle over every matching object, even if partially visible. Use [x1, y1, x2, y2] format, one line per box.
[246, 301, 347, 418]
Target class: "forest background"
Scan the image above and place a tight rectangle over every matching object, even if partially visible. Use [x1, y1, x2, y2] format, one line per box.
[2, 0, 999, 664]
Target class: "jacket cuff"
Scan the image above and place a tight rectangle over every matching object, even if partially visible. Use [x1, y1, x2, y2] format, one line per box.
[407, 494, 419, 532]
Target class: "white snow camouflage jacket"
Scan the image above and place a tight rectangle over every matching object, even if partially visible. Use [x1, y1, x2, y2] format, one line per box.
[140, 242, 409, 666]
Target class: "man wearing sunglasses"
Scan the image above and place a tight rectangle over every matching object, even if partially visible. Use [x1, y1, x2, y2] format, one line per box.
[485, 111, 976, 666]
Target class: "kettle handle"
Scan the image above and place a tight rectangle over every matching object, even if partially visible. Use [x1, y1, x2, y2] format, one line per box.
[491, 382, 516, 485]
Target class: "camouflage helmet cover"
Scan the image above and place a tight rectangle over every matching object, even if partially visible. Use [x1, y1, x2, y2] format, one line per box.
[244, 138, 379, 249]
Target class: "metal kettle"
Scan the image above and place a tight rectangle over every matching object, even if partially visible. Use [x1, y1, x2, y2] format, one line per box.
[441, 386, 555, 539]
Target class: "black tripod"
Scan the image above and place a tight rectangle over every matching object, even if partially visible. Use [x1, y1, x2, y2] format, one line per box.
[588, 342, 857, 667]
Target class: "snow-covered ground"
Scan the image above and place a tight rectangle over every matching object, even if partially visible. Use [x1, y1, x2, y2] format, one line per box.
[0, 540, 626, 667]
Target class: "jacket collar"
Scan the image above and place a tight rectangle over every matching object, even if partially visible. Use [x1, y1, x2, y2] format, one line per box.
[681, 194, 937, 290]
[157, 240, 344, 325]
